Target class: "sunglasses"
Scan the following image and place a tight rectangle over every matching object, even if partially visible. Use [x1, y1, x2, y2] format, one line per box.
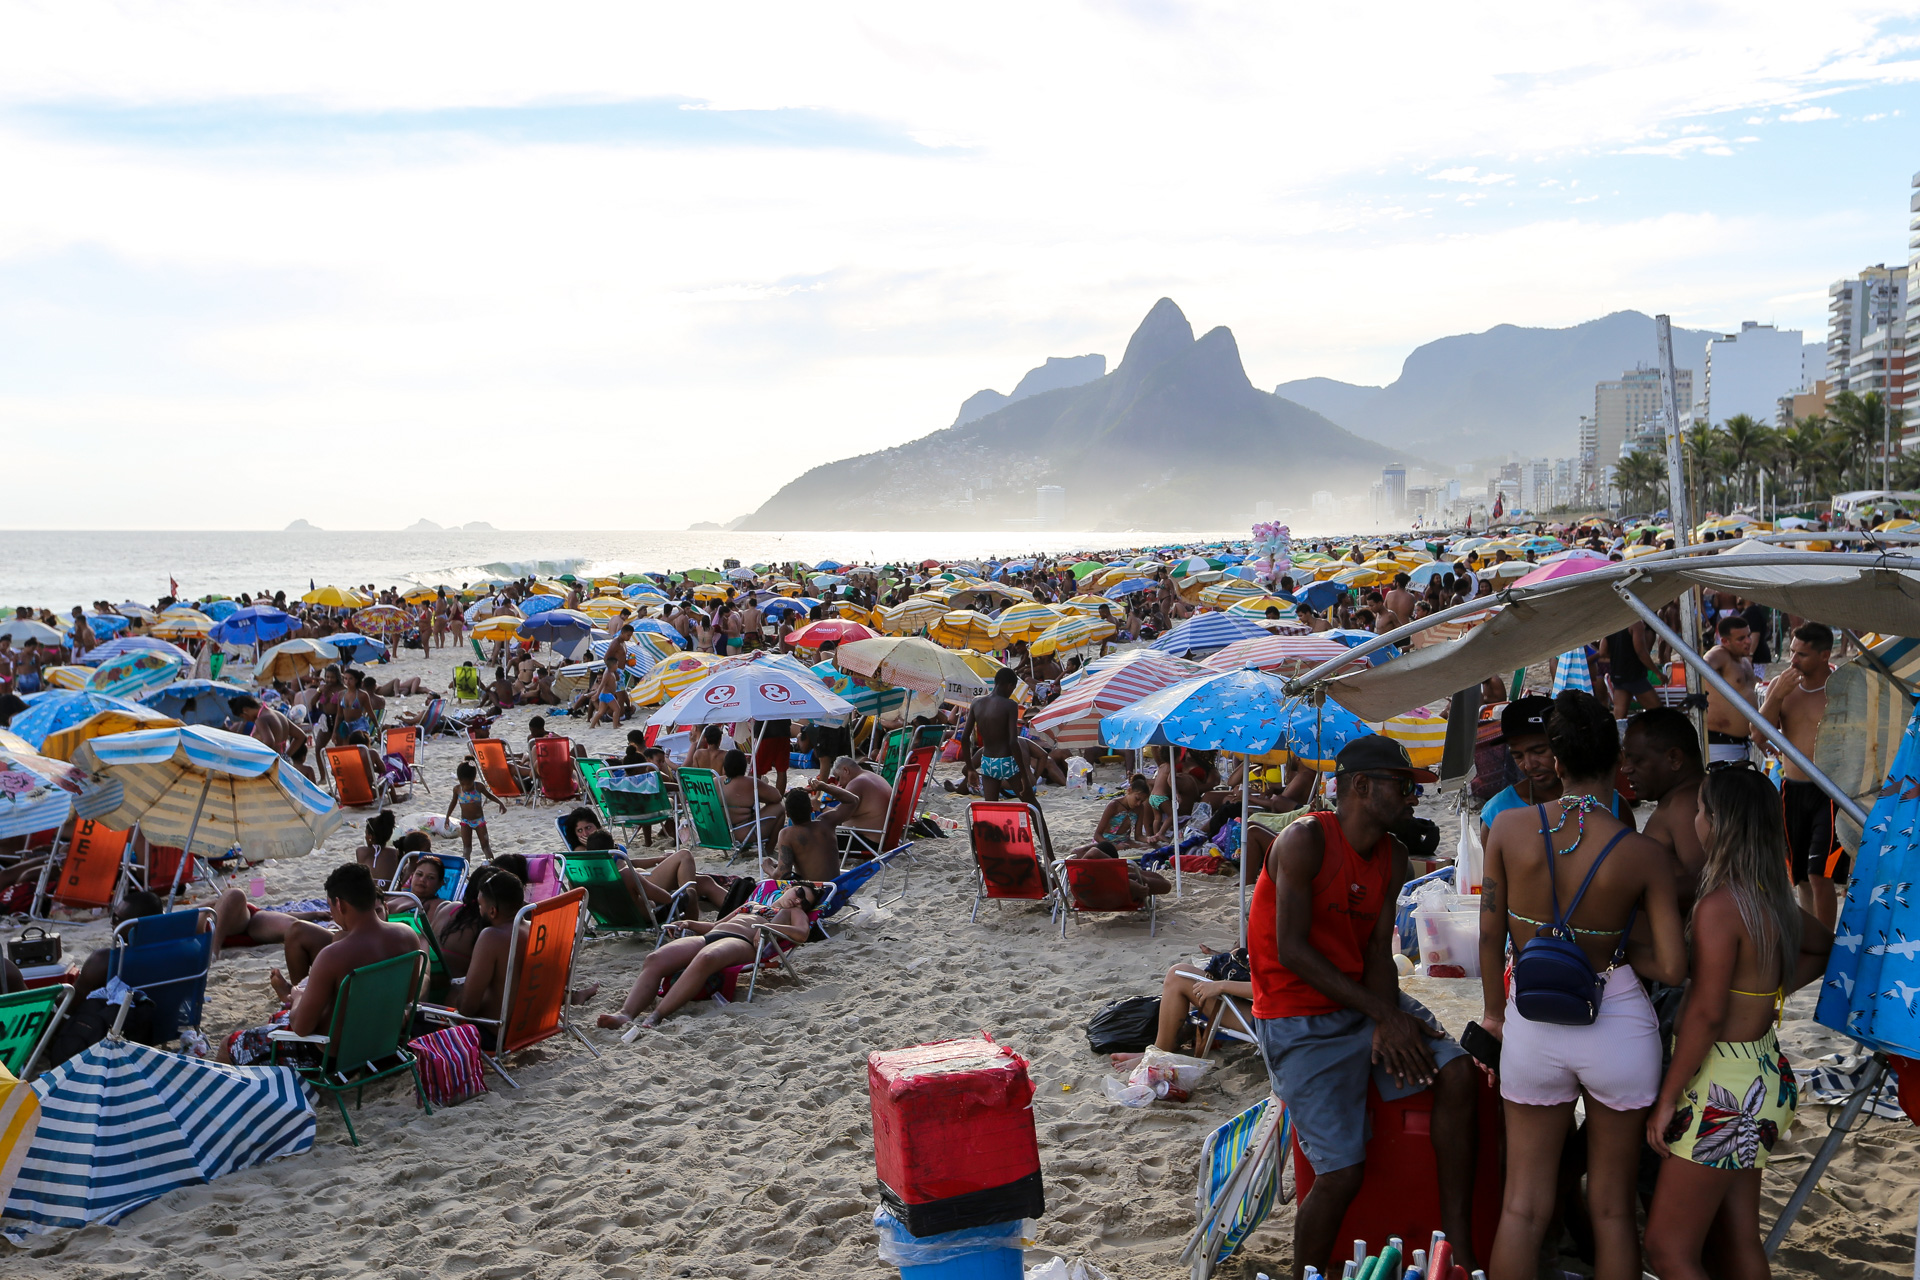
[1360, 772, 1419, 796]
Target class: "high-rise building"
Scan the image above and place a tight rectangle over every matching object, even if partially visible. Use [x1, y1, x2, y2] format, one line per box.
[1907, 172, 1920, 447]
[1593, 368, 1691, 489]
[1035, 485, 1066, 527]
[1518, 458, 1553, 512]
[1311, 490, 1336, 518]
[1827, 263, 1908, 396]
[1778, 381, 1831, 429]
[1381, 466, 1406, 517]
[1701, 323, 1808, 425]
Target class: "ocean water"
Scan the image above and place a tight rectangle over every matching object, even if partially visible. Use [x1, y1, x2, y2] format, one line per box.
[4, 528, 1246, 611]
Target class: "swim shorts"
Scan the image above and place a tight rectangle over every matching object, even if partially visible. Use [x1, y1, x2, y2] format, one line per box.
[1662, 1026, 1797, 1170]
[1783, 778, 1849, 883]
[981, 754, 1019, 781]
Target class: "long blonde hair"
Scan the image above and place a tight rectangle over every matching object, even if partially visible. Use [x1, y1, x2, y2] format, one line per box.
[1697, 769, 1802, 988]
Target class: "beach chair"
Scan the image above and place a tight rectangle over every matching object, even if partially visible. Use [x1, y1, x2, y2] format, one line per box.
[420, 886, 597, 1088]
[531, 736, 579, 804]
[1056, 857, 1157, 938]
[324, 745, 387, 810]
[270, 950, 430, 1146]
[651, 879, 831, 1005]
[29, 819, 130, 920]
[522, 852, 564, 903]
[578, 761, 673, 846]
[106, 907, 216, 1044]
[967, 800, 1062, 925]
[137, 841, 225, 910]
[385, 725, 430, 792]
[1182, 1097, 1290, 1279]
[677, 767, 757, 858]
[417, 697, 449, 738]
[561, 850, 667, 940]
[384, 892, 457, 1003]
[1196, 991, 1260, 1059]
[470, 737, 526, 805]
[0, 983, 76, 1080]
[453, 664, 482, 704]
[878, 727, 945, 785]
[394, 852, 467, 904]
[836, 757, 928, 905]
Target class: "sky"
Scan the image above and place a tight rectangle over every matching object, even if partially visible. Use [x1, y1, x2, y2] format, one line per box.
[5, 1, 1920, 531]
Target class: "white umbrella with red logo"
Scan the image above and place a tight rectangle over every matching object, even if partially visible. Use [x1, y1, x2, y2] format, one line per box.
[650, 654, 856, 861]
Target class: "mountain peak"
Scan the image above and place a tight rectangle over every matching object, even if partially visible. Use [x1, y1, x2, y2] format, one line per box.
[1117, 298, 1194, 376]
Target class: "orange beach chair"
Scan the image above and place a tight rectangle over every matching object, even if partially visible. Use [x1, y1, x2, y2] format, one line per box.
[470, 738, 525, 805]
[531, 736, 579, 804]
[31, 819, 130, 919]
[324, 745, 386, 809]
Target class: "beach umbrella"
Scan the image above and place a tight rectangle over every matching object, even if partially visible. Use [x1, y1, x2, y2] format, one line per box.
[79, 636, 192, 668]
[39, 666, 92, 691]
[1202, 635, 1362, 677]
[208, 606, 295, 647]
[815, 560, 848, 572]
[835, 635, 999, 700]
[1223, 596, 1298, 619]
[883, 596, 950, 633]
[623, 583, 666, 600]
[525, 580, 566, 597]
[38, 705, 185, 762]
[0, 620, 61, 646]
[2, 1036, 314, 1232]
[1061, 594, 1113, 611]
[1150, 614, 1268, 658]
[115, 602, 157, 621]
[1030, 651, 1206, 750]
[1405, 562, 1454, 588]
[929, 610, 1003, 651]
[85, 614, 131, 638]
[401, 586, 441, 604]
[7, 691, 153, 750]
[577, 598, 632, 621]
[350, 605, 410, 637]
[762, 597, 811, 622]
[300, 585, 369, 608]
[1198, 581, 1264, 609]
[1284, 700, 1370, 772]
[590, 631, 677, 669]
[0, 744, 85, 839]
[140, 680, 254, 726]
[326, 634, 387, 665]
[516, 609, 594, 645]
[150, 610, 214, 641]
[1028, 616, 1116, 657]
[994, 602, 1066, 643]
[1104, 577, 1156, 599]
[809, 660, 908, 719]
[87, 650, 188, 700]
[628, 652, 723, 706]
[785, 619, 877, 649]
[1294, 581, 1346, 613]
[253, 638, 337, 685]
[1510, 556, 1612, 590]
[73, 725, 345, 872]
[470, 615, 522, 642]
[624, 618, 684, 645]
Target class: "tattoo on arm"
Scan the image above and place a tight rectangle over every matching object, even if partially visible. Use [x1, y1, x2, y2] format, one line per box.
[1479, 876, 1501, 915]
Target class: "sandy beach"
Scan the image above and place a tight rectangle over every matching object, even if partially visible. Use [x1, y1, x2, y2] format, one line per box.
[13, 639, 1920, 1279]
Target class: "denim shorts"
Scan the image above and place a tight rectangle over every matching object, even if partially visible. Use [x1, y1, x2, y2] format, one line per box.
[1254, 994, 1466, 1174]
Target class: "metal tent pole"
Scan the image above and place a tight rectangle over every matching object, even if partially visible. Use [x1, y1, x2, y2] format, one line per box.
[1765, 1054, 1888, 1256]
[167, 776, 214, 911]
[1238, 756, 1250, 947]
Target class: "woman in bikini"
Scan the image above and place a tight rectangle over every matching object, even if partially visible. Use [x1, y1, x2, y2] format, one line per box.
[1644, 768, 1832, 1280]
[596, 883, 821, 1032]
[1478, 690, 1688, 1280]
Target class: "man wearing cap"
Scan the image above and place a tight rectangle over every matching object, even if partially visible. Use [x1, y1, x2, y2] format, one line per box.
[1248, 734, 1479, 1279]
[1479, 695, 1624, 845]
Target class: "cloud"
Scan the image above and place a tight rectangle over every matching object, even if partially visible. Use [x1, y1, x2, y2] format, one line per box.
[1428, 166, 1515, 185]
[1778, 105, 1840, 122]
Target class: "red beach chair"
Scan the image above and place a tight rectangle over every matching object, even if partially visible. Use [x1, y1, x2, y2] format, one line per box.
[31, 820, 130, 919]
[1057, 857, 1157, 938]
[531, 736, 579, 804]
[966, 801, 1061, 926]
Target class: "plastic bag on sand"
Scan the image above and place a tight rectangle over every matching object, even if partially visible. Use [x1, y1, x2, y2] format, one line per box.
[1064, 756, 1094, 787]
[1104, 1045, 1214, 1106]
[1026, 1258, 1115, 1280]
[872, 1207, 1033, 1265]
[408, 813, 455, 837]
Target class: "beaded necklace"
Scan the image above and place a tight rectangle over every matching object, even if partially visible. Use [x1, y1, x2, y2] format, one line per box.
[1544, 792, 1611, 850]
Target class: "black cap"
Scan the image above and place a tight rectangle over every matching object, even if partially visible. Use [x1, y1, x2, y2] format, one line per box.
[1332, 734, 1436, 782]
[1500, 695, 1552, 741]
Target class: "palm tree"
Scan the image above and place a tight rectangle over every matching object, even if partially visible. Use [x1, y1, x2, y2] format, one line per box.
[1683, 421, 1721, 517]
[1719, 414, 1773, 507]
[1777, 418, 1828, 505]
[1613, 451, 1668, 515]
[1827, 391, 1887, 489]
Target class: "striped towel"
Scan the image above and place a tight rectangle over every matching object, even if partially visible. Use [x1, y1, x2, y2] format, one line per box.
[1553, 648, 1593, 695]
[408, 1023, 488, 1107]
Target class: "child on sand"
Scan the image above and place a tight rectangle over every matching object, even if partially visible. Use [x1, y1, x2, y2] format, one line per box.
[1644, 768, 1833, 1280]
[445, 759, 507, 858]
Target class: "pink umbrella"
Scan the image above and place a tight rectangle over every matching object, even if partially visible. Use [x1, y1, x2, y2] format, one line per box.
[1029, 651, 1205, 749]
[1201, 635, 1364, 677]
[1510, 555, 1615, 590]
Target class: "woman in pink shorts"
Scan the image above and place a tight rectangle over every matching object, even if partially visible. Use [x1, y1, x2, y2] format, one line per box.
[1477, 690, 1687, 1280]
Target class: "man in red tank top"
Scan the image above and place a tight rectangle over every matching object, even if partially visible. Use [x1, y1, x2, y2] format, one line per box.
[1246, 735, 1480, 1278]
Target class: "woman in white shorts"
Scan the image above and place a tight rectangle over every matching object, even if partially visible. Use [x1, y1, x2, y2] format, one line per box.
[1477, 690, 1687, 1280]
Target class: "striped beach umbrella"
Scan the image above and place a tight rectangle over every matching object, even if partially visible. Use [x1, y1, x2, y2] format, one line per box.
[0, 745, 85, 840]
[1, 1037, 313, 1232]
[1202, 635, 1360, 678]
[1150, 614, 1269, 658]
[87, 650, 189, 699]
[929, 610, 1003, 651]
[809, 660, 907, 719]
[628, 651, 722, 706]
[38, 705, 184, 763]
[994, 602, 1065, 643]
[1028, 615, 1115, 657]
[350, 605, 410, 638]
[834, 636, 996, 700]
[7, 691, 155, 750]
[253, 638, 336, 685]
[1198, 580, 1263, 609]
[39, 666, 92, 692]
[149, 610, 214, 641]
[73, 725, 344, 862]
[1028, 650, 1205, 750]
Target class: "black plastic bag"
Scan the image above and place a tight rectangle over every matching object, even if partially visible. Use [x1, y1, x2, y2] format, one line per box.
[1086, 995, 1161, 1054]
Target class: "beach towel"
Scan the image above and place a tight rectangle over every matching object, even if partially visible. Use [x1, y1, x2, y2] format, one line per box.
[407, 1023, 488, 1108]
[1552, 646, 1593, 695]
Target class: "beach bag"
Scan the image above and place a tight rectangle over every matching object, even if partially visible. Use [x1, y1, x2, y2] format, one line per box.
[1086, 995, 1161, 1054]
[1509, 807, 1633, 1027]
[408, 1023, 489, 1107]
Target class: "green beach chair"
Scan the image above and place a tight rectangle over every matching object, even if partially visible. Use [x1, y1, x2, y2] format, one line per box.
[677, 766, 756, 858]
[0, 983, 76, 1080]
[578, 761, 674, 846]
[270, 949, 430, 1147]
[386, 893, 456, 1004]
[561, 851, 658, 939]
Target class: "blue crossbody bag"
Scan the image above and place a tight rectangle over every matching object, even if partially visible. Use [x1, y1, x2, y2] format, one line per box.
[1509, 805, 1635, 1027]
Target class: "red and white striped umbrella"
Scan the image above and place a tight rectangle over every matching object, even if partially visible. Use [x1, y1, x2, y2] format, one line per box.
[1030, 650, 1207, 749]
[1201, 635, 1363, 677]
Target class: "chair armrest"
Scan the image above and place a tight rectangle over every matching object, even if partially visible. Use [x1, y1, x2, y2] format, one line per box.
[267, 1031, 330, 1045]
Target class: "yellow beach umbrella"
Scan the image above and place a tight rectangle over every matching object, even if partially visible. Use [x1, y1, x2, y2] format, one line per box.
[930, 610, 1004, 651]
[629, 651, 722, 706]
[1029, 615, 1116, 657]
[401, 586, 441, 604]
[1198, 581, 1263, 608]
[1063, 594, 1112, 611]
[40, 705, 185, 762]
[995, 602, 1065, 642]
[302, 585, 370, 608]
[579, 598, 632, 620]
[1226, 597, 1298, 619]
[471, 615, 523, 641]
[40, 665, 93, 691]
[690, 584, 729, 604]
[527, 580, 567, 597]
[253, 638, 336, 684]
[151, 610, 214, 639]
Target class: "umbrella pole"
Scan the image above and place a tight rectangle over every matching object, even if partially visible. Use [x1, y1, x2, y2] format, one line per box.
[751, 723, 767, 867]
[1239, 754, 1250, 948]
[169, 776, 213, 911]
[1171, 746, 1183, 899]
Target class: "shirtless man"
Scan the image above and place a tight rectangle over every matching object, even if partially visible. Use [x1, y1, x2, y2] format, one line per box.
[811, 758, 894, 854]
[1604, 620, 1663, 717]
[590, 624, 633, 729]
[963, 668, 1032, 803]
[770, 788, 843, 882]
[1703, 614, 1759, 767]
[1620, 708, 1707, 906]
[739, 599, 764, 650]
[684, 725, 728, 774]
[232, 693, 303, 757]
[718, 748, 782, 843]
[286, 864, 424, 1037]
[1761, 621, 1844, 928]
[1382, 573, 1416, 628]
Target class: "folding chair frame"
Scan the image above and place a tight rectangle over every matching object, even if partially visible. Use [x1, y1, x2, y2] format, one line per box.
[966, 800, 1064, 925]
[1055, 857, 1158, 938]
[0, 982, 76, 1080]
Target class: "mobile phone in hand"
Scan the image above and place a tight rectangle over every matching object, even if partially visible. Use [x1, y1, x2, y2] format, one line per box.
[1461, 1020, 1501, 1078]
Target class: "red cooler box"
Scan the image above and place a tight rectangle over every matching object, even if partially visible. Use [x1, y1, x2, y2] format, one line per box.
[870, 1034, 1044, 1238]
[1291, 1074, 1504, 1261]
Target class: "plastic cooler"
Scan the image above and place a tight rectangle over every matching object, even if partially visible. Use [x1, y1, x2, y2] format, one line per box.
[873, 1211, 1025, 1280]
[1410, 896, 1481, 978]
[1290, 1073, 1504, 1261]
[869, 1035, 1045, 1238]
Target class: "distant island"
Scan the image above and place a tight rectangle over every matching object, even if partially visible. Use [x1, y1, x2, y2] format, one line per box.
[405, 518, 443, 531]
[462, 521, 496, 532]
[284, 519, 321, 531]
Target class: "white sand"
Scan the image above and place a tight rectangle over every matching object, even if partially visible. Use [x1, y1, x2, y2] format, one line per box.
[15, 642, 1919, 1278]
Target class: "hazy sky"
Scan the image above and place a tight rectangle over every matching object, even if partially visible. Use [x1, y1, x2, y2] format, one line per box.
[6, 2, 1920, 531]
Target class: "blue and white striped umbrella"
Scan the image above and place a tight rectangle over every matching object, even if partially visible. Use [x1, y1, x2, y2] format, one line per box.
[1, 1038, 313, 1233]
[72, 726, 344, 860]
[207, 606, 294, 647]
[623, 583, 667, 600]
[85, 614, 131, 638]
[7, 691, 153, 750]
[78, 636, 190, 667]
[1100, 670, 1292, 754]
[87, 650, 188, 699]
[809, 660, 905, 718]
[1104, 577, 1156, 599]
[516, 609, 593, 643]
[628, 618, 685, 645]
[0, 747, 83, 840]
[1149, 614, 1269, 658]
